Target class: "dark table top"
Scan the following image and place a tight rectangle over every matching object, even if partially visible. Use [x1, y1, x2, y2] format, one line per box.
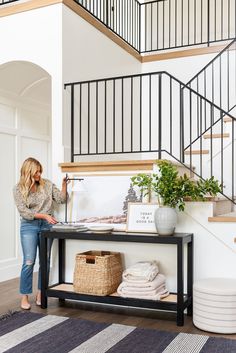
[41, 229, 193, 244]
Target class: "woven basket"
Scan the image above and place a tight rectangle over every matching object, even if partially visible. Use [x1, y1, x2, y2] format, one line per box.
[73, 250, 122, 296]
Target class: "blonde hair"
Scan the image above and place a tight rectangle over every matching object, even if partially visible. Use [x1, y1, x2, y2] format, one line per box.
[18, 157, 45, 200]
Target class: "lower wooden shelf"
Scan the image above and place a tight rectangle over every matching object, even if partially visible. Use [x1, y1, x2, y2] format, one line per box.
[47, 283, 190, 313]
[51, 283, 178, 303]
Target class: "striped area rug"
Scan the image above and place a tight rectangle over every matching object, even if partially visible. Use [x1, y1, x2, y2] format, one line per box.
[0, 312, 235, 353]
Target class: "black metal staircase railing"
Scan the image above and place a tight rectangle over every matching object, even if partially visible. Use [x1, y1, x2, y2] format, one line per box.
[1, 0, 236, 55]
[64, 70, 236, 204]
[186, 38, 236, 116]
[182, 85, 236, 203]
[182, 38, 236, 203]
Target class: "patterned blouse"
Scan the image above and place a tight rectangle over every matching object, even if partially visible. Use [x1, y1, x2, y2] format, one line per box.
[13, 179, 67, 220]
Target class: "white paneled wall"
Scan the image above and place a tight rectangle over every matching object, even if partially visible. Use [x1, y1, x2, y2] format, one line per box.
[0, 97, 51, 281]
[0, 132, 16, 260]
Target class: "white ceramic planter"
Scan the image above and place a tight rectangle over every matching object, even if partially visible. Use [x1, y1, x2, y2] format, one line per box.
[154, 206, 177, 235]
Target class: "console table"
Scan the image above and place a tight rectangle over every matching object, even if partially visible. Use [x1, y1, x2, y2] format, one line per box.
[40, 230, 193, 326]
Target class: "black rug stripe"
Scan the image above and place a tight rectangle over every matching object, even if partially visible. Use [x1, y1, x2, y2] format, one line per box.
[200, 336, 236, 353]
[107, 327, 177, 353]
[0, 312, 44, 337]
[5, 316, 109, 353]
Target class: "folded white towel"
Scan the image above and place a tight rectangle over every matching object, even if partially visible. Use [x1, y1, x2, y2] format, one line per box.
[122, 273, 166, 289]
[117, 284, 169, 301]
[123, 261, 159, 283]
[118, 283, 166, 296]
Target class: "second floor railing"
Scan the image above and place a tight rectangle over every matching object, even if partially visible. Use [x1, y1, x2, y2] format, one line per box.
[75, 0, 236, 53]
[140, 0, 236, 53]
[1, 0, 235, 54]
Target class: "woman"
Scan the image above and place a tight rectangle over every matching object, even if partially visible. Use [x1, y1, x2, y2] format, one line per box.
[13, 157, 67, 310]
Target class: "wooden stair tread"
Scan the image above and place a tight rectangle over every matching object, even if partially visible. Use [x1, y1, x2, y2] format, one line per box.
[184, 150, 209, 155]
[203, 133, 230, 139]
[208, 211, 236, 222]
[224, 117, 233, 123]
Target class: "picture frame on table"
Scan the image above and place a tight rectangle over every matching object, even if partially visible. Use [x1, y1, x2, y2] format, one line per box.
[126, 202, 159, 233]
[68, 173, 142, 231]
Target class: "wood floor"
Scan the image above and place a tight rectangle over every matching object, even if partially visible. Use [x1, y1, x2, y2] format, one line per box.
[1, 276, 236, 340]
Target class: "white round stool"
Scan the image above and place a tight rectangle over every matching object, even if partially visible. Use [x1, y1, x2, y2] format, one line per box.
[193, 278, 236, 334]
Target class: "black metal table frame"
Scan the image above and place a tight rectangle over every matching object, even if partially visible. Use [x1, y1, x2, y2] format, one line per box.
[40, 231, 193, 326]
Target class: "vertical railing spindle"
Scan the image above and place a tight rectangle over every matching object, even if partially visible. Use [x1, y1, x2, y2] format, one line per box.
[158, 74, 162, 159]
[71, 84, 74, 162]
[149, 75, 152, 152]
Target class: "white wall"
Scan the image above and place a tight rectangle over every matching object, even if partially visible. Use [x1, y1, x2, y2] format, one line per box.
[0, 94, 51, 281]
[0, 4, 64, 181]
[62, 5, 141, 83]
[0, 4, 64, 282]
[142, 52, 216, 83]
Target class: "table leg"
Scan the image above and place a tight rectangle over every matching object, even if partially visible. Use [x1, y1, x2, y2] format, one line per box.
[58, 239, 65, 283]
[40, 232, 48, 309]
[187, 239, 193, 316]
[58, 238, 66, 304]
[177, 241, 184, 326]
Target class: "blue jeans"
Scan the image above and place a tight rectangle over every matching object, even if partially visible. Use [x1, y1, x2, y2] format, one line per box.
[20, 219, 52, 295]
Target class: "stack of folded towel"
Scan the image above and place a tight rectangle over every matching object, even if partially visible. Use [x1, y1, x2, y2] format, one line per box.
[117, 261, 169, 300]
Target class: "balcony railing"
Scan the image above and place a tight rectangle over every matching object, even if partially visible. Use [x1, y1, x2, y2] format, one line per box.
[75, 0, 236, 53]
[140, 0, 236, 53]
[2, 0, 235, 54]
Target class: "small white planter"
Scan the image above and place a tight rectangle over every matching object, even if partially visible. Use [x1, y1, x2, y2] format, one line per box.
[154, 206, 177, 235]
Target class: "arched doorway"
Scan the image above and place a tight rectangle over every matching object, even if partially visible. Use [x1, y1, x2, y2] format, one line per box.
[0, 61, 51, 281]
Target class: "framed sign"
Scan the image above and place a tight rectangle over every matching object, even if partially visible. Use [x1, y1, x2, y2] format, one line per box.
[126, 202, 159, 233]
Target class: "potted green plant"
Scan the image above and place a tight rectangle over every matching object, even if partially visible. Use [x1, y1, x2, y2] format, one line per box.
[131, 160, 221, 235]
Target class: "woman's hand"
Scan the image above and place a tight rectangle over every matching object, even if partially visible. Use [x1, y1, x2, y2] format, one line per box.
[34, 213, 58, 224]
[62, 177, 70, 188]
[62, 177, 70, 197]
[44, 214, 58, 224]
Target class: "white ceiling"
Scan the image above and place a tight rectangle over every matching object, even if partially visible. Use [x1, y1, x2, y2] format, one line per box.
[0, 61, 51, 105]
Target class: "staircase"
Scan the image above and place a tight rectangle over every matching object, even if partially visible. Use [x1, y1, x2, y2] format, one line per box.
[59, 1, 236, 222]
[183, 39, 236, 221]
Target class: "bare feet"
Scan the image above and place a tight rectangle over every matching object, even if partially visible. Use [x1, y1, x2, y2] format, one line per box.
[21, 295, 31, 310]
[36, 291, 41, 306]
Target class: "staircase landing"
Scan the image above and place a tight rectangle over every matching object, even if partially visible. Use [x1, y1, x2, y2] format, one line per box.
[59, 159, 194, 176]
